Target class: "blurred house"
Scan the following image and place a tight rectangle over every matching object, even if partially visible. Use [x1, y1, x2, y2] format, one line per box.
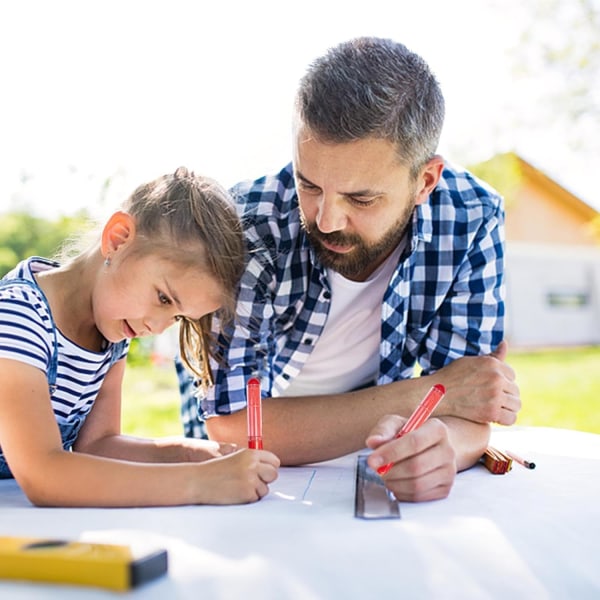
[472, 152, 600, 348]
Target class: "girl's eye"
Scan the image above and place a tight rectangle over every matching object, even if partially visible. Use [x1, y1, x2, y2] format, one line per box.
[158, 292, 171, 305]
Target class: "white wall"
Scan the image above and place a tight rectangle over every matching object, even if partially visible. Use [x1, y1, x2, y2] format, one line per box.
[505, 243, 600, 347]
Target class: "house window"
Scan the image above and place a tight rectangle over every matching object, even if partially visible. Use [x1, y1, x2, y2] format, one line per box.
[546, 290, 590, 308]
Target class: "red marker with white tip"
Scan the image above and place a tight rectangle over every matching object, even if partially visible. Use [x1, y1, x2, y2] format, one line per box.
[377, 384, 446, 476]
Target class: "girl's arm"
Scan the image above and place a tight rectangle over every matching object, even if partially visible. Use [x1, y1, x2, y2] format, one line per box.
[0, 359, 279, 507]
[75, 360, 237, 463]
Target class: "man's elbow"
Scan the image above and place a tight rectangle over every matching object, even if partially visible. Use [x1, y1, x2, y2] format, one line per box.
[205, 414, 247, 447]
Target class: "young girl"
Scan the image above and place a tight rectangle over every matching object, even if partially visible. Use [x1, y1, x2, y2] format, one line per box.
[0, 167, 279, 507]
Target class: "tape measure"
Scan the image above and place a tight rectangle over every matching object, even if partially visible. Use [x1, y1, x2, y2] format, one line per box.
[354, 454, 401, 520]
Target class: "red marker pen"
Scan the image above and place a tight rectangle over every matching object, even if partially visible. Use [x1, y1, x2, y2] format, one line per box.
[377, 383, 446, 476]
[246, 377, 263, 449]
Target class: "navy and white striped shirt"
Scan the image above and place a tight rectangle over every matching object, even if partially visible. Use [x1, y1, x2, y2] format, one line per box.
[179, 161, 505, 433]
[0, 258, 129, 427]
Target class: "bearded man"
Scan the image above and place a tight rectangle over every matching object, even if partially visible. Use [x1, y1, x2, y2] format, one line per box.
[177, 37, 520, 503]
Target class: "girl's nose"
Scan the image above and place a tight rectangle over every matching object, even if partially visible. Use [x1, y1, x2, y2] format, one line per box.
[144, 314, 177, 336]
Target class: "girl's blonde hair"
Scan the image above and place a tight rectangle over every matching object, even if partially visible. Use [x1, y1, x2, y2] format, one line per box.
[121, 167, 243, 389]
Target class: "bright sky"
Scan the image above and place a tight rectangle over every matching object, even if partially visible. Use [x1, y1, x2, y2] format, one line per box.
[1, 0, 598, 218]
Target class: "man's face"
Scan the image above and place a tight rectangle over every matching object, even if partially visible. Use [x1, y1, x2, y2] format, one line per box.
[293, 125, 429, 281]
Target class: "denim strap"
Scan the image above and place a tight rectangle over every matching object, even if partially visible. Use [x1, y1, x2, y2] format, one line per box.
[0, 277, 59, 392]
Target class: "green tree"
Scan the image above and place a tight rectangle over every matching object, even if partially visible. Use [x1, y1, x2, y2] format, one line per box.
[0, 211, 91, 277]
[469, 152, 523, 210]
[507, 0, 600, 153]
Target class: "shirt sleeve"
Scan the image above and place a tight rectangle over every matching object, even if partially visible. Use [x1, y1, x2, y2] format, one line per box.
[418, 186, 505, 374]
[201, 229, 277, 417]
[0, 285, 54, 377]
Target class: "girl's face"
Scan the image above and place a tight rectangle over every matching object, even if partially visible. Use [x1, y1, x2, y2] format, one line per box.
[92, 252, 223, 343]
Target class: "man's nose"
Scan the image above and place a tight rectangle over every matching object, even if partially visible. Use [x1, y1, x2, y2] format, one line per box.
[315, 195, 348, 233]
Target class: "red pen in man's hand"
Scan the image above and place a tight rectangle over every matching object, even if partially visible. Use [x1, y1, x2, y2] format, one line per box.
[377, 384, 446, 475]
[247, 377, 263, 449]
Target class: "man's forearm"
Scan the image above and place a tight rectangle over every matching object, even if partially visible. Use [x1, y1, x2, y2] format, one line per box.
[206, 347, 517, 465]
[206, 376, 440, 465]
[439, 416, 491, 471]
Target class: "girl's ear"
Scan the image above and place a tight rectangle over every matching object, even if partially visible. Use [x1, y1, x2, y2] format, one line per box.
[101, 211, 136, 257]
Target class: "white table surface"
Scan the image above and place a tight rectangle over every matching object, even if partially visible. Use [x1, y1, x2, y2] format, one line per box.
[1, 426, 599, 599]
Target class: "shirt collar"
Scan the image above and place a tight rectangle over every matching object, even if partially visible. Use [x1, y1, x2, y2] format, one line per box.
[414, 196, 433, 246]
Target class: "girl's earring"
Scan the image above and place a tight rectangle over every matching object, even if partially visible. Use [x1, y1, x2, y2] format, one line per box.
[104, 256, 111, 267]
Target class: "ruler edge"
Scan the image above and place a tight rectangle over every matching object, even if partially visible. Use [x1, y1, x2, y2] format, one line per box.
[354, 454, 401, 520]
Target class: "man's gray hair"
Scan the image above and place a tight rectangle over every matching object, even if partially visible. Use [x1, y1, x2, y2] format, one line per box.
[295, 37, 445, 177]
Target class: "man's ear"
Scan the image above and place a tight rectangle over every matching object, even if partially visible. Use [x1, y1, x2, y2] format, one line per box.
[414, 155, 444, 206]
[101, 211, 136, 257]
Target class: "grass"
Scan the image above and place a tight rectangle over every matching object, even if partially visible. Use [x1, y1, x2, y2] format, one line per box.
[121, 363, 183, 438]
[508, 346, 600, 433]
[121, 346, 600, 438]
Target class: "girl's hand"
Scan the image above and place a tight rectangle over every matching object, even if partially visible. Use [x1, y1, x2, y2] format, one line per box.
[191, 448, 280, 504]
[182, 438, 239, 461]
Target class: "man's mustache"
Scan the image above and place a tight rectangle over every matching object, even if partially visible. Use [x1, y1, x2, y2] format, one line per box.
[304, 224, 361, 247]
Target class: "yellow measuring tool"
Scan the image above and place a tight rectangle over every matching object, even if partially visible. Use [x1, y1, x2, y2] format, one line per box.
[0, 536, 167, 591]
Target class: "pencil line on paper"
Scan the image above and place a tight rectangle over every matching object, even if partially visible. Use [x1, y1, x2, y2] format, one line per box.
[301, 469, 317, 501]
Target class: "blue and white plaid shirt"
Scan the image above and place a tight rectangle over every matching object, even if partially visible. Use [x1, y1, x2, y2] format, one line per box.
[178, 161, 505, 437]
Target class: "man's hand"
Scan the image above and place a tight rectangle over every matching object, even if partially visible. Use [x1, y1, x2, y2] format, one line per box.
[433, 340, 520, 425]
[366, 416, 457, 502]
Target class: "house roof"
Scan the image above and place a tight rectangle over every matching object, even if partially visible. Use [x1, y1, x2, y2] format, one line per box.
[510, 152, 599, 221]
[470, 151, 599, 246]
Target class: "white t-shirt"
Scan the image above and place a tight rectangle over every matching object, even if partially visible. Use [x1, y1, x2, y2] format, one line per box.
[283, 242, 405, 397]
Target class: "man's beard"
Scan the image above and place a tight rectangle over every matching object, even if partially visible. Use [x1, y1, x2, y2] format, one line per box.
[301, 199, 416, 280]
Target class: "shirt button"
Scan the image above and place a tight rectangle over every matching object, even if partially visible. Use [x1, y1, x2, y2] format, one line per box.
[323, 291, 331, 300]
[304, 338, 313, 346]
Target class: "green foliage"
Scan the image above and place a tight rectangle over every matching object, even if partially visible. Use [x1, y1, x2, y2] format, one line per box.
[469, 153, 523, 209]
[122, 364, 182, 437]
[126, 338, 154, 367]
[0, 210, 91, 277]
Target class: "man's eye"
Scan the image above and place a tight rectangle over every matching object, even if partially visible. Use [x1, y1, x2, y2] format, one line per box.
[298, 181, 320, 193]
[349, 196, 376, 207]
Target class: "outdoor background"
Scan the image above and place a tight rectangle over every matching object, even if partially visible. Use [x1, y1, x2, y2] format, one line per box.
[1, 0, 599, 437]
[2, 0, 599, 216]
